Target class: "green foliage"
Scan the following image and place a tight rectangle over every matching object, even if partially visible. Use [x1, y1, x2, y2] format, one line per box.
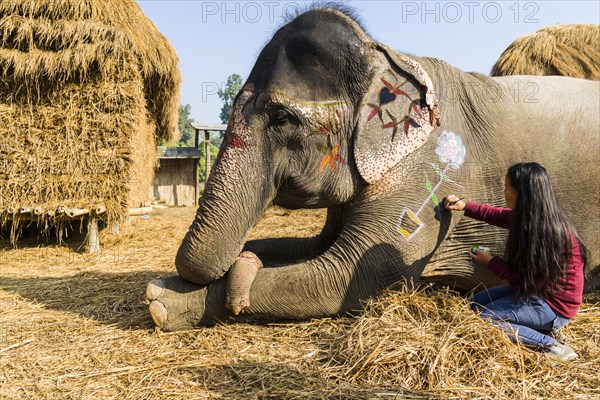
[177, 104, 196, 147]
[217, 74, 243, 125]
[198, 135, 223, 183]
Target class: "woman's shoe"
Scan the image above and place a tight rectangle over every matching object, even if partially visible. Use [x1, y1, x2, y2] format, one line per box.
[542, 342, 578, 361]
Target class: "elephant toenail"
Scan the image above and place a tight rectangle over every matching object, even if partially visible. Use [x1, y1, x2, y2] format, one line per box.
[146, 279, 165, 301]
[148, 300, 168, 328]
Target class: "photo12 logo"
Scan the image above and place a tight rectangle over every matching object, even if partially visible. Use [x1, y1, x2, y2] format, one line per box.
[201, 1, 304, 23]
[434, 81, 539, 105]
[401, 1, 540, 23]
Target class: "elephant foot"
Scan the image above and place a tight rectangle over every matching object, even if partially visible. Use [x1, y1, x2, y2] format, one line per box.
[145, 275, 207, 331]
[226, 251, 262, 315]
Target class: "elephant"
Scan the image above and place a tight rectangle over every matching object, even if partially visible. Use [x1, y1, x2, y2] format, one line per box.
[146, 7, 600, 331]
[491, 24, 600, 79]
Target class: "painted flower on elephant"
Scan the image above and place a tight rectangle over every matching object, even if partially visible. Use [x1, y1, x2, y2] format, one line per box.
[435, 130, 466, 170]
[397, 131, 466, 240]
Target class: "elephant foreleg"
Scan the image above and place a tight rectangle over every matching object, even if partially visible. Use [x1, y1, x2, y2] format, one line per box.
[146, 258, 343, 331]
[146, 233, 425, 330]
[225, 251, 263, 315]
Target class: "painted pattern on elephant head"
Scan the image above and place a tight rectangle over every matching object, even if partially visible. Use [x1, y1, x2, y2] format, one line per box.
[266, 89, 352, 173]
[354, 44, 440, 185]
[211, 86, 355, 206]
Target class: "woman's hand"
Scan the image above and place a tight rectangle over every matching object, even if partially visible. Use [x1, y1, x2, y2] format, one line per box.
[469, 249, 493, 267]
[444, 195, 466, 211]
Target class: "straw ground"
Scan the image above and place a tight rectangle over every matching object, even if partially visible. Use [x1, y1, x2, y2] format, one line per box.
[1, 207, 598, 399]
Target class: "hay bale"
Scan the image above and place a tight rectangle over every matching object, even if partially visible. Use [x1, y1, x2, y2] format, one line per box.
[491, 24, 600, 79]
[0, 0, 181, 236]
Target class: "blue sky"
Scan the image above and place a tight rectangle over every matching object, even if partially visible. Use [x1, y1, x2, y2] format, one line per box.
[137, 1, 600, 125]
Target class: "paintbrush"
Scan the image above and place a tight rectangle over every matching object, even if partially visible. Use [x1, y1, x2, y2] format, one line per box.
[448, 197, 465, 206]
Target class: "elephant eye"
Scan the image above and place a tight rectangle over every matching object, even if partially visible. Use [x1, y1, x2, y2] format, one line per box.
[272, 109, 290, 126]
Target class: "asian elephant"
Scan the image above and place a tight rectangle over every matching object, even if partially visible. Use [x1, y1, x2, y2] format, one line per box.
[146, 7, 600, 331]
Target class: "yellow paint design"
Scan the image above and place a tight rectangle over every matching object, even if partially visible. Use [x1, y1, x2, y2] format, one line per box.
[398, 226, 411, 238]
[270, 89, 346, 107]
[397, 208, 424, 240]
[407, 211, 421, 224]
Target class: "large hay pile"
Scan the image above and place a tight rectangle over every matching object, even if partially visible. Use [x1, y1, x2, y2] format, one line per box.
[1, 208, 598, 399]
[0, 0, 181, 235]
[491, 24, 600, 79]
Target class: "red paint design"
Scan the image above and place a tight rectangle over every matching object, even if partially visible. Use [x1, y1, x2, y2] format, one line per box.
[225, 132, 246, 148]
[380, 77, 411, 101]
[216, 131, 248, 160]
[366, 74, 416, 126]
[367, 103, 382, 122]
[367, 71, 427, 139]
[310, 121, 335, 136]
[381, 110, 415, 138]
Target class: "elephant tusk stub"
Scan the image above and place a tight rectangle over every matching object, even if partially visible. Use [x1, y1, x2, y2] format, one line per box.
[225, 251, 263, 315]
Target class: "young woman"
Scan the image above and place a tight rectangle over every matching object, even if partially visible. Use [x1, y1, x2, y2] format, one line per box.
[444, 162, 587, 361]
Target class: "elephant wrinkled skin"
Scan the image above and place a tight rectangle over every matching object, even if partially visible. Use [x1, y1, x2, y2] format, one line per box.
[147, 7, 600, 330]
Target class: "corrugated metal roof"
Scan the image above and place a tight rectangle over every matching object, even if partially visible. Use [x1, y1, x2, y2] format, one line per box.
[157, 146, 202, 159]
[189, 122, 227, 131]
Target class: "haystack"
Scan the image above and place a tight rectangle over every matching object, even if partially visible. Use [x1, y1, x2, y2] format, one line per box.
[0, 0, 181, 239]
[491, 24, 600, 79]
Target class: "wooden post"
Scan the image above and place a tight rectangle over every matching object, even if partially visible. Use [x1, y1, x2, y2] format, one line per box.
[194, 159, 199, 206]
[204, 130, 211, 185]
[111, 222, 120, 235]
[193, 127, 201, 206]
[88, 218, 100, 254]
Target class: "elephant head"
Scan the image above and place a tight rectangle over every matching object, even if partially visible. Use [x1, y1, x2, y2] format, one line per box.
[175, 8, 440, 285]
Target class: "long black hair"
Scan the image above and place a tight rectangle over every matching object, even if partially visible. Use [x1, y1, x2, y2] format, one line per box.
[504, 162, 588, 297]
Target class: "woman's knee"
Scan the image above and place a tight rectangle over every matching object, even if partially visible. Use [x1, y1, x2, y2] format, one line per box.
[477, 306, 514, 322]
[471, 284, 514, 308]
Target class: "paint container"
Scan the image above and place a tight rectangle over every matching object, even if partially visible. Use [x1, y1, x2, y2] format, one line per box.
[470, 244, 491, 253]
[469, 245, 491, 267]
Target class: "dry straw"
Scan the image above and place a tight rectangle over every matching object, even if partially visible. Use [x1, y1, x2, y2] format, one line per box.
[324, 288, 600, 399]
[0, 0, 181, 239]
[491, 24, 600, 79]
[1, 208, 598, 399]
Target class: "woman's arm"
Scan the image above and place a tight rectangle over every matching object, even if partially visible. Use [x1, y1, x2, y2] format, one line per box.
[470, 249, 516, 286]
[463, 202, 512, 229]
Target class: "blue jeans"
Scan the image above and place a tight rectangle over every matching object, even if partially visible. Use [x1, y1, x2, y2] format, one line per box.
[471, 284, 570, 348]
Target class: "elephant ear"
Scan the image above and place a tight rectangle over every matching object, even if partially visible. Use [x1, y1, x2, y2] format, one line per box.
[354, 43, 440, 184]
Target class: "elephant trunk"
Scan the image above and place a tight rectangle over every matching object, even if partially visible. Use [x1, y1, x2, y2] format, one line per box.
[175, 145, 273, 285]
